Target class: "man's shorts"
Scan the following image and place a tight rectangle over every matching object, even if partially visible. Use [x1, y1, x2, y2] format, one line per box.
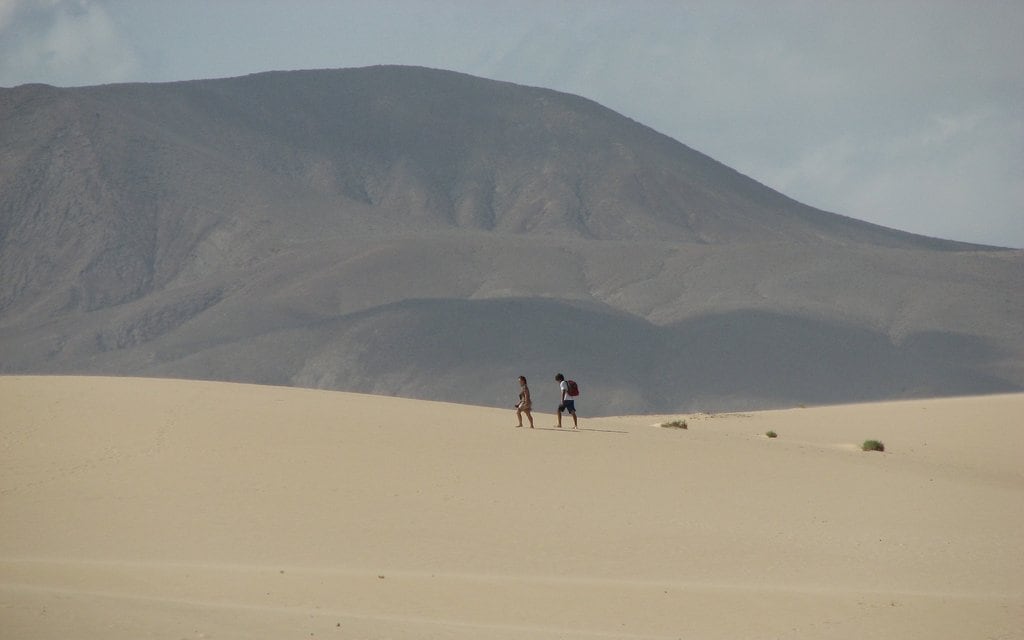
[558, 400, 576, 413]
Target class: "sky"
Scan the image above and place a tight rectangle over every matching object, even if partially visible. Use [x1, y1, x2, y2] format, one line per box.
[1, 0, 1021, 248]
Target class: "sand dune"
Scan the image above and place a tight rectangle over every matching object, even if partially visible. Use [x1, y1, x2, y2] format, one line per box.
[2, 376, 1022, 639]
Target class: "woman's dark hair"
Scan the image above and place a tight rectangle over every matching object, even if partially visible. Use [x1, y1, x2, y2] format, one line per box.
[518, 376, 527, 383]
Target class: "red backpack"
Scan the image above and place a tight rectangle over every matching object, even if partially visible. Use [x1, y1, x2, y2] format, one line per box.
[566, 379, 579, 397]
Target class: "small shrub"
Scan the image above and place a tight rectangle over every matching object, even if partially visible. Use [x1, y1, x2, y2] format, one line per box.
[765, 431, 778, 438]
[661, 419, 688, 429]
[862, 440, 885, 452]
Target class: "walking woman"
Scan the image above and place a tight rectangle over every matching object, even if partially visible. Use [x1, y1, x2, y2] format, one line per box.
[515, 375, 534, 428]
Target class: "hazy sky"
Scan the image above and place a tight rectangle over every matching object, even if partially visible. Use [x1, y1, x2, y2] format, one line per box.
[2, 0, 1021, 247]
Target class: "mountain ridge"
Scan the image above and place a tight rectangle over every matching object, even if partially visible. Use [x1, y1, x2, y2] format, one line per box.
[1, 66, 1020, 414]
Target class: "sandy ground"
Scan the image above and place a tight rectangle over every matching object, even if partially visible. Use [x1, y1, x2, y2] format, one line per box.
[2, 375, 1022, 639]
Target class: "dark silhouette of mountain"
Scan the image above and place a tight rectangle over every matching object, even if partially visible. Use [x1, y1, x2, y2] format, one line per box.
[2, 66, 1021, 414]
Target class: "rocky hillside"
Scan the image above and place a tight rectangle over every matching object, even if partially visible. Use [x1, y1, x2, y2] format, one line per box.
[2, 66, 1021, 414]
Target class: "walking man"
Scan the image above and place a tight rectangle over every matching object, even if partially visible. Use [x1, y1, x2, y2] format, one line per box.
[555, 373, 578, 430]
[515, 375, 534, 428]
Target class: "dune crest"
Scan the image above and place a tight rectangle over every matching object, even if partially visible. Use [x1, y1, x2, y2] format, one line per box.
[2, 376, 1022, 638]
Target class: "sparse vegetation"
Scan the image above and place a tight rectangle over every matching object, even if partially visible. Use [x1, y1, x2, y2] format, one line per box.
[862, 440, 885, 452]
[661, 419, 688, 430]
[765, 431, 778, 438]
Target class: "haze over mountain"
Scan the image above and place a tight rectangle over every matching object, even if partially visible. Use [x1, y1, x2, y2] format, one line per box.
[2, 66, 1021, 415]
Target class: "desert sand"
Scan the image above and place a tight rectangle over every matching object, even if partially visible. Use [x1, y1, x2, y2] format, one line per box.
[2, 375, 1022, 639]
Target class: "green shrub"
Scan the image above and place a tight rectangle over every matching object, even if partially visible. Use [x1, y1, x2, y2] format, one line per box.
[765, 431, 778, 438]
[661, 419, 688, 429]
[862, 440, 885, 452]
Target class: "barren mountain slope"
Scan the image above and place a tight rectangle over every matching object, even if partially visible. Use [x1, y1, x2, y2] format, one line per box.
[1, 67, 1021, 413]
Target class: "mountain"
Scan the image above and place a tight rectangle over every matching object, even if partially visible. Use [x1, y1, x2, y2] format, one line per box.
[2, 65, 1021, 415]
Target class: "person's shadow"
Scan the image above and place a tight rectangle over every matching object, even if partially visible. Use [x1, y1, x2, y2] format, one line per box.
[531, 426, 628, 434]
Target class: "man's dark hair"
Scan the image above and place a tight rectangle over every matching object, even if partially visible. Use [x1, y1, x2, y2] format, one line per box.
[555, 373, 564, 381]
